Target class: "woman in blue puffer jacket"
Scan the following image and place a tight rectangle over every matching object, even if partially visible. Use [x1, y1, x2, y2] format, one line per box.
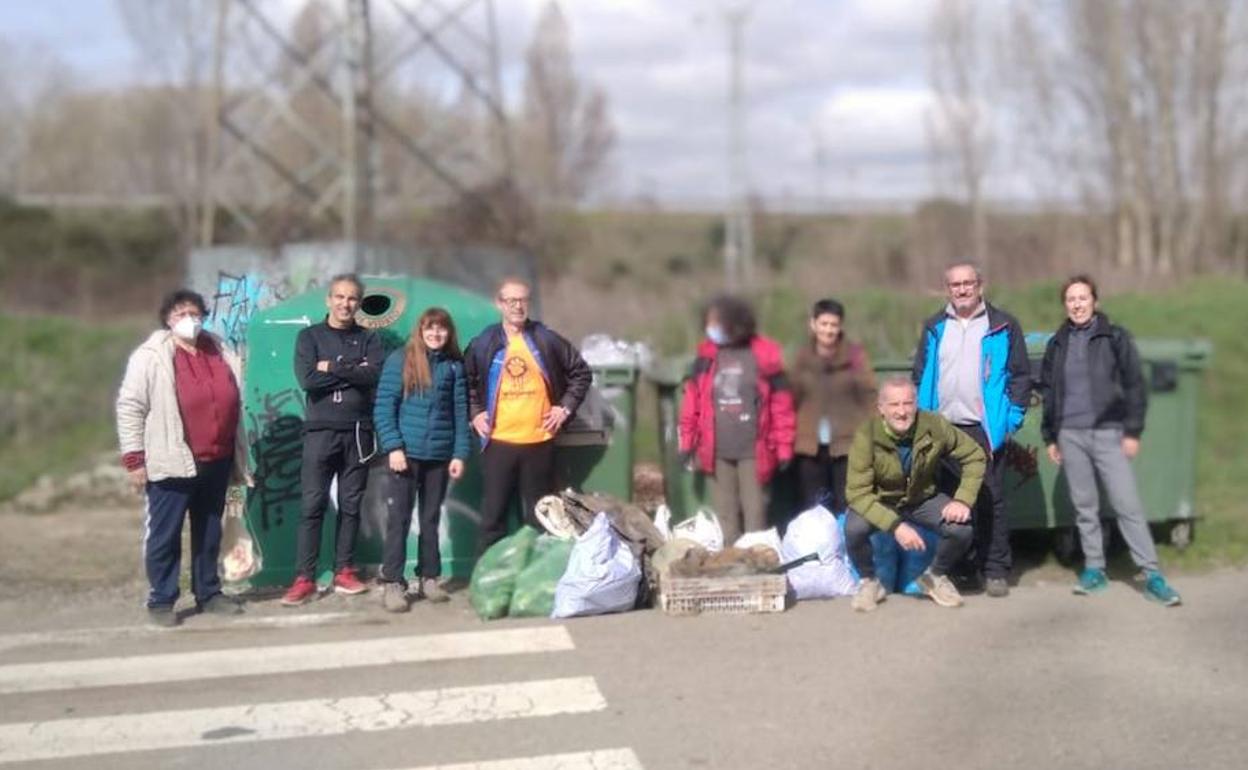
[373, 307, 470, 612]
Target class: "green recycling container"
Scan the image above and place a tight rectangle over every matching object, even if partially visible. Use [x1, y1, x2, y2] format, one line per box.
[650, 337, 1210, 545]
[867, 335, 1210, 543]
[553, 363, 639, 503]
[237, 276, 640, 589]
[239, 276, 497, 589]
[1016, 336, 1207, 544]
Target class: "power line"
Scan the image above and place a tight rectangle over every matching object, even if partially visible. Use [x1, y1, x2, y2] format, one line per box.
[204, 0, 514, 270]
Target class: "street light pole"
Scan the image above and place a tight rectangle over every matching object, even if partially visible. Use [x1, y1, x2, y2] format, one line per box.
[722, 3, 754, 292]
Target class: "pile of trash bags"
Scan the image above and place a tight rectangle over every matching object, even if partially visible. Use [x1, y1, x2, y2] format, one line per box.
[467, 490, 937, 620]
[469, 489, 663, 620]
[468, 527, 578, 620]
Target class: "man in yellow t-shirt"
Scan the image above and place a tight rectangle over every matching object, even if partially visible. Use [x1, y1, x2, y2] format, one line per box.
[463, 278, 592, 553]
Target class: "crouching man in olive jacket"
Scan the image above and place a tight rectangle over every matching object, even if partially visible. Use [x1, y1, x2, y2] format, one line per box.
[844, 376, 986, 611]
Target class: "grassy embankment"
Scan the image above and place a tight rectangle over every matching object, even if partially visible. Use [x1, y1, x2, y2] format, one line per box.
[1, 315, 145, 500]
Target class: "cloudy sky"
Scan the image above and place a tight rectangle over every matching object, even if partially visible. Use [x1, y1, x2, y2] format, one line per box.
[4, 0, 1001, 207]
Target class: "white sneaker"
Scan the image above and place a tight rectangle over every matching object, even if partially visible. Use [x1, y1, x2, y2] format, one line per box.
[851, 578, 887, 612]
[916, 570, 964, 608]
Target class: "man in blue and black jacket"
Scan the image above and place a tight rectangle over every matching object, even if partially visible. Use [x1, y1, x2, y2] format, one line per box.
[912, 261, 1031, 597]
[463, 277, 591, 555]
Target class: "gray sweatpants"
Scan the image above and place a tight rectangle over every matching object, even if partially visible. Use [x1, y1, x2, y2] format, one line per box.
[1057, 427, 1159, 572]
[711, 458, 769, 547]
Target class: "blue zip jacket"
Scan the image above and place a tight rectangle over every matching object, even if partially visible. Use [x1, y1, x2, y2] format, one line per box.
[373, 348, 470, 461]
[911, 303, 1031, 452]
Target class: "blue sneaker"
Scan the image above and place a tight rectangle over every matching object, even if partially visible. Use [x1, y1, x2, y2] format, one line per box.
[1143, 571, 1181, 606]
[1073, 568, 1109, 595]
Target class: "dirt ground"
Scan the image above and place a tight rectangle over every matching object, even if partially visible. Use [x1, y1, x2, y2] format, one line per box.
[0, 490, 1078, 628]
[0, 502, 146, 599]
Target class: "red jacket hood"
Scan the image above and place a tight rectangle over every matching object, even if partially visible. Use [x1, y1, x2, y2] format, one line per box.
[695, 335, 786, 375]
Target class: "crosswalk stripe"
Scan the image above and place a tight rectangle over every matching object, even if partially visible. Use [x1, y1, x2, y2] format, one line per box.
[0, 612, 356, 654]
[0, 676, 606, 764]
[395, 748, 645, 770]
[0, 626, 574, 694]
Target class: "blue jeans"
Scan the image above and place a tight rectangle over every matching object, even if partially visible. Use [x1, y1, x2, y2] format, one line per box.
[843, 493, 973, 579]
[143, 457, 232, 608]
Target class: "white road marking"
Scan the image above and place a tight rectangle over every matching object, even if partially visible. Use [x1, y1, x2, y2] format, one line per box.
[394, 748, 645, 770]
[0, 676, 606, 764]
[0, 611, 356, 653]
[0, 626, 574, 694]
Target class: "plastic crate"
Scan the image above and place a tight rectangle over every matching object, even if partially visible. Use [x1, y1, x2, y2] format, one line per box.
[659, 573, 787, 616]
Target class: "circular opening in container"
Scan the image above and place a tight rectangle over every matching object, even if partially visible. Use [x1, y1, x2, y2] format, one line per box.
[360, 294, 392, 316]
[354, 288, 406, 329]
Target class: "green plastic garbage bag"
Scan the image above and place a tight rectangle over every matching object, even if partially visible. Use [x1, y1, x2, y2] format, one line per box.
[469, 526, 540, 620]
[510, 536, 575, 618]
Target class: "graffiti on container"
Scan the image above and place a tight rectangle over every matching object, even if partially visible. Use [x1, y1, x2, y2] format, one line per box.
[247, 387, 304, 532]
[208, 271, 281, 352]
[1002, 439, 1039, 491]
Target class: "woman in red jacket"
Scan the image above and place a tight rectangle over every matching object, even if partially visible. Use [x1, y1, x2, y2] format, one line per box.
[678, 295, 796, 545]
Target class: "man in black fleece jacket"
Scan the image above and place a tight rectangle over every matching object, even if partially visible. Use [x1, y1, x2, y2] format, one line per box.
[282, 274, 384, 606]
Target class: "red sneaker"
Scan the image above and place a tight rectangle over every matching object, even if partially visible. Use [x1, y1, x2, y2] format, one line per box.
[281, 576, 317, 606]
[333, 567, 368, 595]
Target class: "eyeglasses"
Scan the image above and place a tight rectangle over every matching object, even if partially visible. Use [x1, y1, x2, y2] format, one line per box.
[946, 280, 980, 290]
[498, 296, 529, 307]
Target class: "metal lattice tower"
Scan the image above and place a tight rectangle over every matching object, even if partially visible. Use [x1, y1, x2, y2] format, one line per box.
[202, 0, 514, 267]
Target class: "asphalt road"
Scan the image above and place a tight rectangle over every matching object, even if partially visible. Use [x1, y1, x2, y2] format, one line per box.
[0, 570, 1245, 769]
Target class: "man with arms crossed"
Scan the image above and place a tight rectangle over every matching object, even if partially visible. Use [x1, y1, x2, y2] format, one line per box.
[282, 274, 383, 605]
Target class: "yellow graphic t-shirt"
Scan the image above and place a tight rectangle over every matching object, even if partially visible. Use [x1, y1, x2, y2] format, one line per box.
[490, 334, 553, 444]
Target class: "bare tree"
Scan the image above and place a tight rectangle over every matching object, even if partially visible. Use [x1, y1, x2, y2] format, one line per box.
[115, 0, 219, 252]
[1006, 0, 1247, 277]
[0, 44, 78, 197]
[927, 0, 994, 267]
[519, 1, 616, 209]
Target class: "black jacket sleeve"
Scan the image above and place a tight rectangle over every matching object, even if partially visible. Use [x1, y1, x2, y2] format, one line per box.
[552, 330, 592, 416]
[1115, 327, 1148, 438]
[1038, 336, 1060, 445]
[463, 334, 489, 419]
[1005, 315, 1032, 409]
[295, 327, 344, 394]
[333, 331, 383, 388]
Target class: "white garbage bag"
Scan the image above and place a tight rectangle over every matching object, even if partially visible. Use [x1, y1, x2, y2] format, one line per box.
[671, 508, 724, 552]
[734, 527, 782, 558]
[780, 505, 858, 600]
[220, 487, 261, 582]
[653, 504, 673, 542]
[551, 512, 642, 618]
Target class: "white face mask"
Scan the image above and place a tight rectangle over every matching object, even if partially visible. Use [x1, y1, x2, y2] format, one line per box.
[706, 324, 728, 346]
[172, 315, 203, 342]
